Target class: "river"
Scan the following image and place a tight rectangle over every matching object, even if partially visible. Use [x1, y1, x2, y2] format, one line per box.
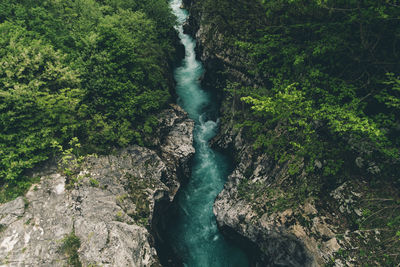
[161, 0, 250, 266]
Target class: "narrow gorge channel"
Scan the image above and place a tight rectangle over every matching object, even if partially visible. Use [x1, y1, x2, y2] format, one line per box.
[157, 0, 250, 266]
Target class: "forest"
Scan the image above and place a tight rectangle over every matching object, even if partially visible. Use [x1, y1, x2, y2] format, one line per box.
[0, 0, 178, 201]
[193, 0, 400, 186]
[0, 0, 400, 265]
[189, 0, 400, 264]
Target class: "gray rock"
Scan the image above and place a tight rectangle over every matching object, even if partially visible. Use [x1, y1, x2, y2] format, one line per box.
[0, 106, 194, 266]
[355, 157, 364, 168]
[158, 104, 195, 199]
[213, 148, 318, 267]
[211, 119, 369, 266]
[314, 160, 323, 169]
[0, 197, 25, 227]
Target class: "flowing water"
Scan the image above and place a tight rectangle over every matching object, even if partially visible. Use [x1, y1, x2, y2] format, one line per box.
[163, 0, 250, 266]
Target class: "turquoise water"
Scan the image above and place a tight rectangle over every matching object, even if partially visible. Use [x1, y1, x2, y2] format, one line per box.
[164, 0, 250, 266]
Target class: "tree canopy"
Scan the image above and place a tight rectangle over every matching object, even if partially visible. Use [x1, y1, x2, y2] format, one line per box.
[191, 0, 400, 264]
[193, 0, 400, 181]
[0, 0, 178, 199]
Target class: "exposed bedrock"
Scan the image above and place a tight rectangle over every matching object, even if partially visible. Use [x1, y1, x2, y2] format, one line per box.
[0, 104, 194, 266]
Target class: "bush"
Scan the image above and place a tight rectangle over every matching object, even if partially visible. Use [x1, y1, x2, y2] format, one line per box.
[60, 232, 81, 267]
[0, 0, 178, 201]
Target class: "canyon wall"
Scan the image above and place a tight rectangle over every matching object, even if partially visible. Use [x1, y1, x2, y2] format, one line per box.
[182, 1, 385, 266]
[0, 105, 194, 266]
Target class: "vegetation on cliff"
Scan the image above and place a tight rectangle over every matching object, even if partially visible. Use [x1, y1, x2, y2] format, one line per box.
[197, 0, 400, 180]
[0, 0, 177, 200]
[190, 0, 400, 264]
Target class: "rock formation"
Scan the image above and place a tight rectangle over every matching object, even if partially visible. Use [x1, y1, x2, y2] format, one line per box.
[182, 1, 386, 266]
[0, 104, 194, 266]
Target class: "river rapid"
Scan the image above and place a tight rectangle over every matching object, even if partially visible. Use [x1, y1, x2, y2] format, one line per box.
[161, 0, 250, 266]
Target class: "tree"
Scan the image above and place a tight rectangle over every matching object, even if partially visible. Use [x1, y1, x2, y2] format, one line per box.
[0, 22, 82, 183]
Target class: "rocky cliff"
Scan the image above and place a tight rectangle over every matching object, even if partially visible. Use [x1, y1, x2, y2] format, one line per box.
[0, 104, 194, 266]
[183, 1, 393, 266]
[212, 132, 372, 266]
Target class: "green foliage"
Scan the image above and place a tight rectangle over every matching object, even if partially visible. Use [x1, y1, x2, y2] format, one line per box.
[115, 210, 124, 222]
[52, 138, 85, 186]
[0, 22, 82, 183]
[52, 138, 98, 190]
[125, 173, 151, 226]
[237, 178, 307, 215]
[196, 0, 400, 264]
[60, 231, 82, 267]
[201, 0, 400, 184]
[346, 184, 400, 266]
[376, 73, 400, 110]
[80, 9, 171, 150]
[89, 178, 99, 187]
[0, 176, 41, 203]
[240, 80, 393, 177]
[0, 0, 178, 198]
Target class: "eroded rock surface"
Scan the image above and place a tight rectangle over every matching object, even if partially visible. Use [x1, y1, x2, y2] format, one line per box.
[212, 124, 382, 266]
[0, 105, 194, 266]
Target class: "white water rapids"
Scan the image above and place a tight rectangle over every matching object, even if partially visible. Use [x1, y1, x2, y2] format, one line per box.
[162, 1, 250, 266]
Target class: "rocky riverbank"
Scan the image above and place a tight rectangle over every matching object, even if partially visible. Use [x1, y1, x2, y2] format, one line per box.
[211, 129, 369, 266]
[182, 1, 394, 266]
[0, 104, 194, 266]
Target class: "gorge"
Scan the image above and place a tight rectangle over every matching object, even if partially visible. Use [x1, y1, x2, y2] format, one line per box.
[156, 0, 249, 266]
[0, 0, 399, 266]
